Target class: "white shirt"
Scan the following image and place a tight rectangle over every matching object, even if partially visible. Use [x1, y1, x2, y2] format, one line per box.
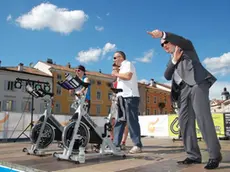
[171, 56, 182, 85]
[116, 60, 140, 98]
[162, 32, 182, 85]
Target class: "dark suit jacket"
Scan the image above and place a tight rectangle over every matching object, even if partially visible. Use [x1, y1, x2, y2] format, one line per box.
[163, 32, 217, 103]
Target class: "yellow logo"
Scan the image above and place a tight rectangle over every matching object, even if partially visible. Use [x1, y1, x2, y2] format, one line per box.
[148, 118, 159, 133]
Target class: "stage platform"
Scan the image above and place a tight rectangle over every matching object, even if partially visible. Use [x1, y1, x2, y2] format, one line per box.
[0, 138, 230, 172]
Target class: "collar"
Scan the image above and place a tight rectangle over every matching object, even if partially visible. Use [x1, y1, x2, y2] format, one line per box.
[121, 60, 128, 66]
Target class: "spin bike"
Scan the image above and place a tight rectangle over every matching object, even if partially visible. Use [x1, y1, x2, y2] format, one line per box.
[53, 73, 126, 163]
[22, 85, 64, 156]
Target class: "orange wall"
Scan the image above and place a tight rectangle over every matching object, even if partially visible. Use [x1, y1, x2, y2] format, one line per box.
[146, 88, 172, 115]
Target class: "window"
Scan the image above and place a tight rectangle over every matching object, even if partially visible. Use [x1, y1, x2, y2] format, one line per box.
[108, 92, 112, 100]
[107, 83, 112, 87]
[164, 96, 167, 104]
[154, 109, 157, 115]
[69, 103, 76, 114]
[147, 96, 149, 103]
[97, 81, 102, 85]
[22, 84, 26, 92]
[96, 91, 101, 100]
[56, 85, 62, 95]
[107, 106, 111, 114]
[4, 80, 14, 91]
[55, 102, 61, 113]
[3, 100, 16, 111]
[0, 101, 1, 112]
[96, 105, 101, 115]
[21, 101, 31, 112]
[57, 74, 62, 80]
[146, 109, 150, 115]
[154, 97, 157, 103]
[90, 79, 95, 84]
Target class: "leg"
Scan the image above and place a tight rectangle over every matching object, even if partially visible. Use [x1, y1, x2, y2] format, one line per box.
[113, 120, 126, 147]
[125, 97, 142, 148]
[113, 96, 126, 147]
[110, 118, 115, 141]
[178, 85, 201, 162]
[191, 81, 221, 159]
[121, 124, 129, 144]
[121, 124, 129, 150]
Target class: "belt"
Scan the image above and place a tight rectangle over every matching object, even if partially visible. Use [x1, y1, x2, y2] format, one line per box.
[179, 81, 186, 89]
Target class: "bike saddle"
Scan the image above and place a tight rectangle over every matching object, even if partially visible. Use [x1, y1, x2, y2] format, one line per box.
[110, 88, 123, 94]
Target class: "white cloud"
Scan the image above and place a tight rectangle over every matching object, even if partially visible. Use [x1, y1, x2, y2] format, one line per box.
[203, 52, 230, 76]
[6, 14, 12, 21]
[95, 26, 104, 32]
[102, 43, 116, 55]
[15, 3, 88, 34]
[97, 16, 102, 20]
[135, 49, 154, 63]
[106, 13, 110, 16]
[76, 42, 117, 63]
[132, 61, 137, 64]
[76, 48, 102, 63]
[139, 79, 149, 84]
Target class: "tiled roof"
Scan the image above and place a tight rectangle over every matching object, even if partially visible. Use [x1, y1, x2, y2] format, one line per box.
[210, 99, 224, 106]
[155, 82, 171, 89]
[41, 61, 113, 79]
[146, 85, 170, 92]
[0, 66, 51, 77]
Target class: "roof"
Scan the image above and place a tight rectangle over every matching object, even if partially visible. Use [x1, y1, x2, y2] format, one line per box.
[155, 82, 171, 89]
[0, 66, 51, 77]
[40, 61, 113, 79]
[146, 85, 171, 93]
[210, 99, 225, 106]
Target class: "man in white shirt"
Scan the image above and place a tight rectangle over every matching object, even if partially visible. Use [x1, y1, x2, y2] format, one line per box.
[112, 51, 142, 154]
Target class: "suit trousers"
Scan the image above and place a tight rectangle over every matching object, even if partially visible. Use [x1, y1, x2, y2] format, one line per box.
[178, 80, 221, 160]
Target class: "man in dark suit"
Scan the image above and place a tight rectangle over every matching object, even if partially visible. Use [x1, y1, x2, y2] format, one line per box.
[147, 29, 222, 169]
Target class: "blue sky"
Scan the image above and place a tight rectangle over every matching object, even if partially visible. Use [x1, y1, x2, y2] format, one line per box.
[0, 0, 230, 99]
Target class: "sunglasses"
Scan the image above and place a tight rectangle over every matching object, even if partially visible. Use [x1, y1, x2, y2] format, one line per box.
[161, 41, 169, 47]
[113, 55, 121, 60]
[75, 69, 82, 73]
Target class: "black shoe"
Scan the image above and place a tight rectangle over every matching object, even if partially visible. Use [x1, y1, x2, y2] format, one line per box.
[204, 155, 222, 169]
[177, 158, 201, 165]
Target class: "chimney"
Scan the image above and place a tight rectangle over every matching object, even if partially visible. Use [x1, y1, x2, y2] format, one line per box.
[46, 58, 53, 64]
[221, 87, 230, 100]
[99, 69, 102, 73]
[66, 62, 71, 68]
[0, 60, 1, 67]
[149, 78, 155, 86]
[18, 63, 24, 71]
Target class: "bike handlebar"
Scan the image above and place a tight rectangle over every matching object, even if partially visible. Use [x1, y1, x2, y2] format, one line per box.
[110, 88, 123, 93]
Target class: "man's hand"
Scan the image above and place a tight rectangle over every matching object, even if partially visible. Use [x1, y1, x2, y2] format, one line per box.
[147, 29, 163, 38]
[172, 46, 183, 63]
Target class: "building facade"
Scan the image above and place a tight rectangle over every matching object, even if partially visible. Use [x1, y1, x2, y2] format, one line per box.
[145, 86, 172, 115]
[34, 60, 114, 116]
[0, 64, 53, 114]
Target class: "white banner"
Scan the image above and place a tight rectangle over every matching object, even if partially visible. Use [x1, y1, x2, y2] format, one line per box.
[0, 112, 169, 139]
[139, 115, 169, 137]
